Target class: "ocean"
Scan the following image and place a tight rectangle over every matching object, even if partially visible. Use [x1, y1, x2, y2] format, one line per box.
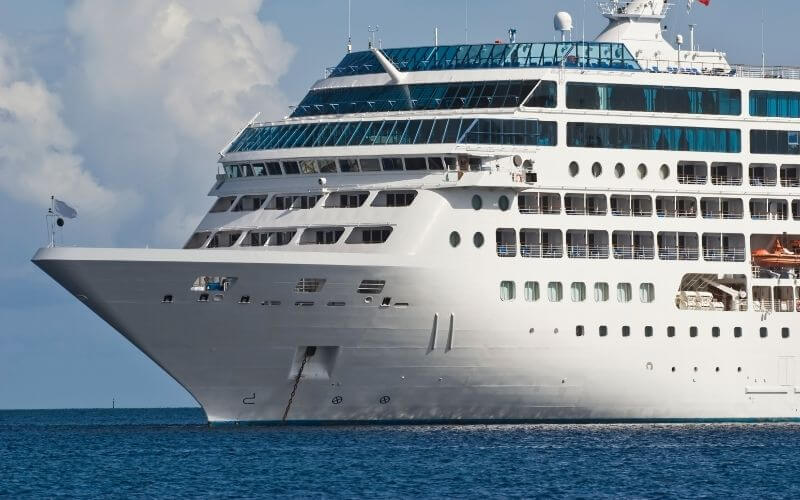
[1, 408, 799, 498]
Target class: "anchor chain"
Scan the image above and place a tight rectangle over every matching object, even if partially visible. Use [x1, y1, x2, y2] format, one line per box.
[282, 348, 312, 422]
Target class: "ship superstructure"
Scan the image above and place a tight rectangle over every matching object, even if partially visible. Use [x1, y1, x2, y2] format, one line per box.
[33, 0, 800, 422]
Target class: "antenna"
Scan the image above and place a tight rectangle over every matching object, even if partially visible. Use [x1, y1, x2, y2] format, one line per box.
[761, 6, 766, 74]
[368, 25, 379, 48]
[688, 24, 695, 52]
[582, 0, 586, 42]
[434, 27, 439, 46]
[464, 0, 468, 44]
[347, 0, 352, 53]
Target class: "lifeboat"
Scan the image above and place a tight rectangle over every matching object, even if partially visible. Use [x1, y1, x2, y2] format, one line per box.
[751, 238, 800, 267]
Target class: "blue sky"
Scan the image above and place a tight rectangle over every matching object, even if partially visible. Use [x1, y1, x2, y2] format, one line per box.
[0, 0, 793, 409]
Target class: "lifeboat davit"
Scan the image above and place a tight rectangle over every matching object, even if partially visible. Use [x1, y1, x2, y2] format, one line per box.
[751, 238, 800, 267]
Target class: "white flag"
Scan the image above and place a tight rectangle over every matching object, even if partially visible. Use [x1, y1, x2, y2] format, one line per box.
[54, 199, 77, 219]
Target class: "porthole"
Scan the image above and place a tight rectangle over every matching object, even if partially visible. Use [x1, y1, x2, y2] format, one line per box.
[614, 163, 625, 178]
[737, 367, 742, 372]
[659, 164, 670, 179]
[671, 367, 676, 372]
[449, 231, 461, 247]
[637, 163, 647, 179]
[471, 194, 483, 210]
[473, 232, 484, 248]
[568, 161, 579, 177]
[591, 162, 602, 177]
[364, 296, 373, 304]
[498, 195, 510, 211]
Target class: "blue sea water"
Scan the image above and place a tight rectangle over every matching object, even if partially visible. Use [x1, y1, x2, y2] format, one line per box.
[2, 409, 800, 499]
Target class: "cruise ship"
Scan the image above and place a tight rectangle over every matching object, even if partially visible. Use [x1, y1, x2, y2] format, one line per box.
[33, 0, 800, 423]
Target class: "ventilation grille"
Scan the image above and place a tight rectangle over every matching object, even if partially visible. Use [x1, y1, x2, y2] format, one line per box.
[357, 280, 386, 294]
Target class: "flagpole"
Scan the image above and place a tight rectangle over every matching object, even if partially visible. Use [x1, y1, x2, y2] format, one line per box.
[48, 196, 55, 248]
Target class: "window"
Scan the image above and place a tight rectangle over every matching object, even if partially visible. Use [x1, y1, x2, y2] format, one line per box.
[645, 326, 653, 338]
[599, 325, 608, 337]
[639, 283, 655, 303]
[498, 195, 510, 211]
[594, 283, 609, 302]
[300, 228, 344, 245]
[382, 158, 404, 171]
[571, 282, 586, 302]
[567, 82, 741, 115]
[712, 326, 720, 338]
[690, 326, 698, 338]
[760, 327, 768, 338]
[347, 227, 392, 244]
[357, 280, 385, 294]
[227, 118, 558, 152]
[404, 157, 427, 170]
[266, 162, 282, 175]
[428, 157, 445, 170]
[614, 163, 625, 178]
[668, 326, 676, 338]
[283, 161, 300, 174]
[660, 164, 670, 179]
[750, 90, 800, 118]
[783, 327, 790, 339]
[450, 231, 461, 247]
[373, 191, 417, 207]
[637, 164, 647, 179]
[567, 123, 741, 153]
[622, 326, 630, 337]
[318, 159, 337, 173]
[576, 325, 585, 337]
[210, 196, 236, 213]
[335, 192, 369, 208]
[339, 159, 360, 173]
[473, 232, 484, 248]
[500, 281, 516, 301]
[207, 231, 242, 248]
[328, 42, 638, 78]
[751, 130, 800, 155]
[617, 283, 632, 303]
[591, 162, 602, 177]
[184, 232, 211, 249]
[548, 282, 563, 302]
[300, 160, 318, 174]
[569, 162, 579, 177]
[295, 279, 326, 293]
[360, 158, 381, 171]
[524, 281, 540, 302]
[291, 80, 556, 118]
[472, 195, 483, 210]
[734, 326, 742, 338]
[232, 195, 267, 212]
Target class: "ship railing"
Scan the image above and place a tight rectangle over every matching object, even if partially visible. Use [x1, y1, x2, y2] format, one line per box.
[711, 176, 742, 186]
[613, 246, 655, 260]
[701, 210, 744, 220]
[520, 244, 563, 259]
[567, 245, 609, 259]
[704, 248, 746, 262]
[677, 175, 707, 185]
[781, 179, 800, 188]
[519, 207, 560, 215]
[751, 212, 788, 221]
[659, 248, 699, 261]
[496, 244, 517, 257]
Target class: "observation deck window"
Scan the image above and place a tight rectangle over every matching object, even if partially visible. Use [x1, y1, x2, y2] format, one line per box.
[266, 162, 282, 175]
[520, 229, 563, 259]
[372, 191, 417, 207]
[750, 91, 800, 118]
[347, 226, 393, 244]
[381, 158, 404, 171]
[338, 159, 360, 173]
[300, 227, 345, 245]
[232, 195, 267, 212]
[269, 194, 322, 210]
[326, 192, 369, 208]
[405, 157, 427, 171]
[283, 161, 301, 175]
[751, 130, 800, 155]
[567, 123, 741, 153]
[749, 164, 777, 186]
[567, 82, 740, 116]
[184, 232, 211, 249]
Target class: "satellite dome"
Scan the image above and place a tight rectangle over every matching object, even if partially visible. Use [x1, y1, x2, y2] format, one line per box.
[554, 11, 573, 32]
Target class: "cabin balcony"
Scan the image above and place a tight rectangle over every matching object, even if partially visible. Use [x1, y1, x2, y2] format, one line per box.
[710, 162, 743, 186]
[520, 229, 562, 258]
[566, 230, 609, 259]
[496, 229, 517, 257]
[612, 231, 655, 260]
[700, 198, 744, 220]
[610, 195, 652, 217]
[780, 164, 800, 187]
[518, 193, 560, 215]
[702, 233, 746, 262]
[749, 163, 778, 187]
[658, 232, 699, 261]
[677, 161, 707, 185]
[564, 194, 607, 216]
[750, 198, 788, 221]
[656, 196, 697, 218]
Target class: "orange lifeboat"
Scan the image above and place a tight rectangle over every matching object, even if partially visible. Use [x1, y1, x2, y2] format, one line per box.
[751, 238, 800, 267]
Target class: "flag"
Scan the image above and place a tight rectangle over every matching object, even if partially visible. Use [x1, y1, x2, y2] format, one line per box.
[687, 0, 709, 11]
[54, 199, 77, 219]
[698, 0, 710, 5]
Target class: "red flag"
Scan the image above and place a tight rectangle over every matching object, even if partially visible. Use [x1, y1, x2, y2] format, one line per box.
[698, 0, 710, 5]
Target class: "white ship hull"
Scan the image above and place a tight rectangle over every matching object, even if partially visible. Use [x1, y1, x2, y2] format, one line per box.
[33, 247, 800, 423]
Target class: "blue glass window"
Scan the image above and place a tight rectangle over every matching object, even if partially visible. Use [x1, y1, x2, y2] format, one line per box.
[567, 123, 740, 153]
[328, 42, 640, 78]
[750, 91, 800, 118]
[227, 118, 557, 153]
[751, 129, 800, 155]
[291, 80, 555, 118]
[567, 83, 740, 115]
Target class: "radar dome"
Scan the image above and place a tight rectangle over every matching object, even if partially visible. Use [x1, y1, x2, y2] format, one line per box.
[554, 11, 573, 32]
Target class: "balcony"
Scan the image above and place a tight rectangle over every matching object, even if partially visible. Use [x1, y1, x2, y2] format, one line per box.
[520, 244, 563, 259]
[567, 245, 609, 259]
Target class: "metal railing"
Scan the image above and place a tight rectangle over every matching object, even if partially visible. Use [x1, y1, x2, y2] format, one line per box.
[781, 178, 800, 188]
[749, 177, 777, 187]
[520, 244, 563, 259]
[659, 248, 699, 261]
[751, 212, 788, 221]
[701, 210, 744, 220]
[614, 246, 655, 260]
[519, 206, 560, 215]
[711, 176, 742, 186]
[567, 245, 609, 259]
[703, 248, 746, 262]
[677, 175, 707, 185]
[496, 244, 517, 257]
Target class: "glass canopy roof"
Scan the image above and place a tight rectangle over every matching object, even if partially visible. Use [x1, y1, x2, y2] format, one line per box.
[329, 42, 640, 77]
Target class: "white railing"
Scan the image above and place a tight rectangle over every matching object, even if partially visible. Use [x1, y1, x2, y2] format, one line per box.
[711, 176, 742, 186]
[496, 244, 517, 257]
[701, 210, 744, 220]
[677, 175, 707, 185]
[614, 246, 655, 260]
[519, 207, 560, 215]
[520, 244, 563, 259]
[567, 245, 609, 259]
[781, 179, 800, 188]
[659, 248, 699, 261]
[703, 248, 746, 262]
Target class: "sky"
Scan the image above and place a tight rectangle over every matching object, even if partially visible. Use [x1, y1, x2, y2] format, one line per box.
[0, 0, 794, 409]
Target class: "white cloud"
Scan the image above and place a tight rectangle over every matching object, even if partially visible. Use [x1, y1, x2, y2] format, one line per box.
[0, 37, 128, 219]
[64, 0, 295, 245]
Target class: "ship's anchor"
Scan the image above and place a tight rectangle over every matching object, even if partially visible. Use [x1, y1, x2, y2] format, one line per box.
[281, 346, 316, 422]
[242, 393, 256, 405]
